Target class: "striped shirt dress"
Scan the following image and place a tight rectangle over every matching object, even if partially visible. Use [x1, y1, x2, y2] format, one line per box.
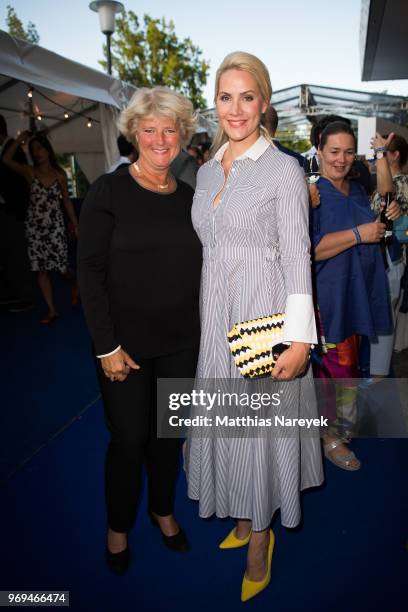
[185, 136, 324, 530]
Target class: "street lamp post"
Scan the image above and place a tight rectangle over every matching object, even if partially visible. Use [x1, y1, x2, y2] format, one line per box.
[89, 0, 124, 75]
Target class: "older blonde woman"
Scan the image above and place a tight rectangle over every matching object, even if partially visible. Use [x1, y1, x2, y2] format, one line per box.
[185, 52, 323, 602]
[77, 87, 202, 574]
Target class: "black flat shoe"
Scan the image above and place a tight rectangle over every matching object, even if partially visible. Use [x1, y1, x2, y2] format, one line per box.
[106, 546, 130, 575]
[149, 513, 190, 552]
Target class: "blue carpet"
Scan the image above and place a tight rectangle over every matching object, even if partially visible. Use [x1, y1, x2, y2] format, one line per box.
[1, 274, 99, 481]
[0, 404, 406, 612]
[1, 282, 407, 611]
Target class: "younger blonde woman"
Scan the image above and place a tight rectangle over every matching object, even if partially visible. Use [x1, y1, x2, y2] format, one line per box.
[185, 52, 323, 602]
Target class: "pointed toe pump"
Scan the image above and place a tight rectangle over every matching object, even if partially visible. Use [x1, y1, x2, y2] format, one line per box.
[219, 527, 252, 549]
[241, 530, 275, 602]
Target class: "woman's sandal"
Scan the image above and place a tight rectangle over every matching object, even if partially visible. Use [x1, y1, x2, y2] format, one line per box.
[323, 438, 361, 471]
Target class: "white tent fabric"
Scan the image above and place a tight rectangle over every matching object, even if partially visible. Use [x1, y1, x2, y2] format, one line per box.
[0, 30, 217, 181]
[0, 30, 136, 181]
[197, 113, 217, 138]
[76, 152, 106, 185]
[0, 30, 134, 109]
[99, 104, 122, 170]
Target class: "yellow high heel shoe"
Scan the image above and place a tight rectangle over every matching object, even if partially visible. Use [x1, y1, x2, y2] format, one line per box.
[219, 527, 252, 549]
[241, 529, 275, 602]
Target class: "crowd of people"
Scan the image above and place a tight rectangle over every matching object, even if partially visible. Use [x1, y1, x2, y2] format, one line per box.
[1, 50, 407, 602]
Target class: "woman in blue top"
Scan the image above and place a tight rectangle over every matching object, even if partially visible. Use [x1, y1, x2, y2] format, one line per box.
[310, 121, 399, 470]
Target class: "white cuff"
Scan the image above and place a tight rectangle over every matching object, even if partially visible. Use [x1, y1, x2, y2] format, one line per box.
[97, 345, 121, 358]
[283, 294, 317, 345]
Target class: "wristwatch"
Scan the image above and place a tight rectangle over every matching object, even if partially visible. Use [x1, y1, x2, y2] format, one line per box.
[374, 146, 387, 160]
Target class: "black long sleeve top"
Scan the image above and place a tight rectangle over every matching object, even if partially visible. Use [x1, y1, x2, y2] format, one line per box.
[77, 167, 202, 358]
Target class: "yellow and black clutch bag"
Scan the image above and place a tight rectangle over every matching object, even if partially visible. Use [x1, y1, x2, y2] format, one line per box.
[227, 314, 290, 379]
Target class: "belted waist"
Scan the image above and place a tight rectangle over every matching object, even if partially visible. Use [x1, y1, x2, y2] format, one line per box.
[202, 246, 280, 261]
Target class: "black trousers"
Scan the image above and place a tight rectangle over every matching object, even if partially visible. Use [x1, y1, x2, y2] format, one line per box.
[97, 345, 198, 533]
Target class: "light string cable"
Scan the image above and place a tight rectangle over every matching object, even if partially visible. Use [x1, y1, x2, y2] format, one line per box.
[25, 84, 100, 127]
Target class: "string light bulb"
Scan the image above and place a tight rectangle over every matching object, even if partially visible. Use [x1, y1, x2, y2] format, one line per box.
[27, 88, 33, 98]
[87, 118, 92, 128]
[64, 112, 69, 119]
[37, 115, 42, 121]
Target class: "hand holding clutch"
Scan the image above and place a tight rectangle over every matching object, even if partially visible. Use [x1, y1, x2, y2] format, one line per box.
[272, 342, 311, 381]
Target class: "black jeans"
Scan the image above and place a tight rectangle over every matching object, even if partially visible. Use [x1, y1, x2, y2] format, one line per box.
[98, 345, 198, 533]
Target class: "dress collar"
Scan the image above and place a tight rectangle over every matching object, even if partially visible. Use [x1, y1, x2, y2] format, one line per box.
[213, 135, 271, 163]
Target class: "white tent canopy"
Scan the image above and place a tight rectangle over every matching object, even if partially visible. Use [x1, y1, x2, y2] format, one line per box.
[0, 30, 138, 181]
[0, 31, 217, 182]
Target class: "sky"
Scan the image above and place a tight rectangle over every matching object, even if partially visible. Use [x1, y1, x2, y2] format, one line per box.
[1, 0, 408, 107]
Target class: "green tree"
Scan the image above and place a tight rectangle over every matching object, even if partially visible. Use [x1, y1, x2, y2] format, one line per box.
[99, 11, 209, 109]
[277, 127, 310, 153]
[6, 5, 40, 43]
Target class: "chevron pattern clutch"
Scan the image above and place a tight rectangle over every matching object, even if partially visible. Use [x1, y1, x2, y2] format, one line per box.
[227, 314, 290, 379]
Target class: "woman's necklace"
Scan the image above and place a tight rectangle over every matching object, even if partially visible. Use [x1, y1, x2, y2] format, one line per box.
[132, 162, 170, 190]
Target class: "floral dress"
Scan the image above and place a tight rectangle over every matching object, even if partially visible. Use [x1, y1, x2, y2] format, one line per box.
[25, 176, 68, 273]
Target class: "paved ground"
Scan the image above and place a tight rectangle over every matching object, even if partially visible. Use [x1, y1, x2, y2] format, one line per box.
[392, 348, 408, 377]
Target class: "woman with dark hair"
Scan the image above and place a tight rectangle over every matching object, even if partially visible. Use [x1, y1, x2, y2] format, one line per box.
[187, 145, 204, 166]
[3, 131, 78, 322]
[199, 141, 212, 163]
[310, 121, 400, 469]
[305, 114, 373, 198]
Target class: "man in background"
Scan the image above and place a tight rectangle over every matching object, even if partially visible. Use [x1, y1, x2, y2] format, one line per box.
[170, 149, 198, 189]
[108, 134, 137, 173]
[263, 105, 305, 167]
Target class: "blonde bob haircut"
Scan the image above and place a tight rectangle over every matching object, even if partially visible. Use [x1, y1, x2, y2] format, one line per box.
[212, 51, 273, 154]
[118, 86, 197, 148]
